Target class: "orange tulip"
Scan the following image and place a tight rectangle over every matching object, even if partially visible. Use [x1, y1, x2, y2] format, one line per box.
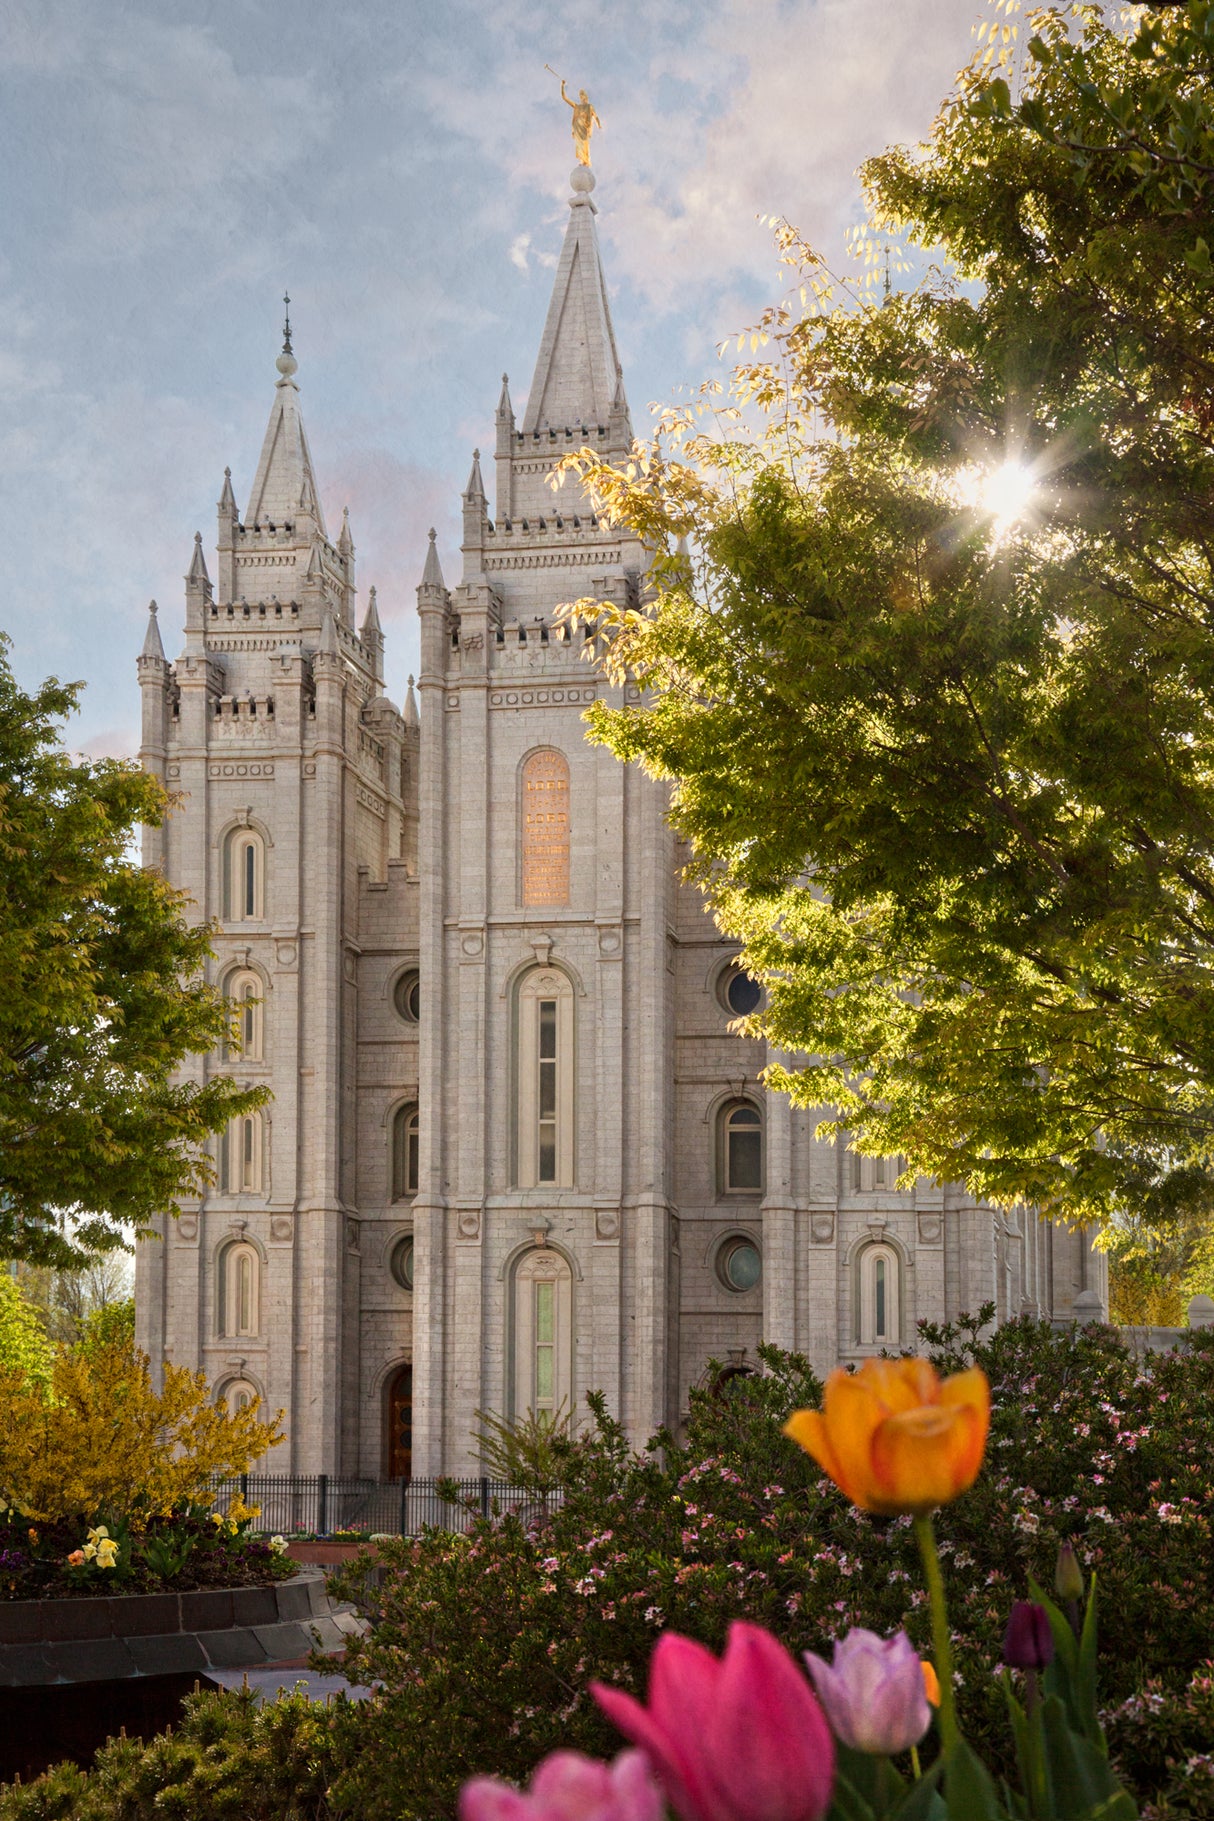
[783, 1357, 989, 1516]
[921, 1660, 940, 1707]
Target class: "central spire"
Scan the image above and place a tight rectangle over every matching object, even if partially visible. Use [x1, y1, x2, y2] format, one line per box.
[244, 312, 327, 536]
[521, 166, 629, 437]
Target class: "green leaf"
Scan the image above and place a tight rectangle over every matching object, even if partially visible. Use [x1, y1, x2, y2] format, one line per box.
[942, 1742, 1010, 1820]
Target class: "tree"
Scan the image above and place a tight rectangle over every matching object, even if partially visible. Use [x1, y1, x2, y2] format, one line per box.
[560, 1, 1214, 1231]
[0, 643, 264, 1267]
[19, 1246, 134, 1346]
[0, 1273, 54, 1390]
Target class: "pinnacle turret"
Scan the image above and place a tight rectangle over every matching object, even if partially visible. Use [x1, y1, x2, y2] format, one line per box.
[403, 674, 419, 730]
[338, 506, 354, 557]
[219, 467, 238, 517]
[420, 528, 446, 593]
[244, 321, 327, 536]
[464, 450, 486, 502]
[140, 599, 165, 662]
[360, 584, 382, 639]
[521, 163, 625, 437]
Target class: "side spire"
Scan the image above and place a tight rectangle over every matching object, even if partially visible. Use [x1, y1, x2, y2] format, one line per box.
[140, 599, 165, 662]
[360, 584, 382, 638]
[521, 165, 627, 435]
[420, 527, 446, 592]
[244, 313, 328, 536]
[464, 449, 486, 501]
[403, 674, 419, 730]
[218, 466, 238, 516]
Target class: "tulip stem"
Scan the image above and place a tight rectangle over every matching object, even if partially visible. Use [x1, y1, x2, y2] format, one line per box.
[912, 1512, 959, 1755]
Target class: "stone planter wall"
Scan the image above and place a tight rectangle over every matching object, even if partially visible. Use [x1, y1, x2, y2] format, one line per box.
[0, 1572, 361, 1686]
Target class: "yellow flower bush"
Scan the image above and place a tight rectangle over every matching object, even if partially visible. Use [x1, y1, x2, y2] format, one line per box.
[0, 1338, 284, 1523]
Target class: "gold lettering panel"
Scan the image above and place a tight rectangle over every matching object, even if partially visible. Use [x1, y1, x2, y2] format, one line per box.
[522, 750, 570, 906]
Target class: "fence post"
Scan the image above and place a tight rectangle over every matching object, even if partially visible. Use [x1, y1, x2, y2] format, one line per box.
[480, 1476, 489, 1518]
[240, 1473, 248, 1503]
[318, 1473, 329, 1537]
[399, 1476, 408, 1536]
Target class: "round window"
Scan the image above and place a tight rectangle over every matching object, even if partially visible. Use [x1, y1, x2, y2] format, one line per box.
[394, 970, 420, 1023]
[390, 1235, 415, 1291]
[718, 1237, 762, 1292]
[720, 968, 762, 1016]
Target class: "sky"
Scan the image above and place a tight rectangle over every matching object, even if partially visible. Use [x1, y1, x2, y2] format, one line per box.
[0, 0, 989, 757]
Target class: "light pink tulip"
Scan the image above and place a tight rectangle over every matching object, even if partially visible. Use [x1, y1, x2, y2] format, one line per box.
[592, 1621, 835, 1821]
[459, 1749, 663, 1821]
[803, 1628, 931, 1756]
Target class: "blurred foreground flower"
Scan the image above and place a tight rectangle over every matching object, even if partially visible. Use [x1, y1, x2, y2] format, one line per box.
[460, 1750, 661, 1821]
[803, 1627, 932, 1755]
[783, 1357, 989, 1516]
[592, 1621, 834, 1821]
[1004, 1601, 1054, 1672]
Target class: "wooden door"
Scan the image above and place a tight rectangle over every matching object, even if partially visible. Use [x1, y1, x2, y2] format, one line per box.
[387, 1365, 413, 1481]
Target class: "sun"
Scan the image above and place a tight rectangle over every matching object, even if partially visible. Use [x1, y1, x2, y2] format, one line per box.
[956, 455, 1041, 543]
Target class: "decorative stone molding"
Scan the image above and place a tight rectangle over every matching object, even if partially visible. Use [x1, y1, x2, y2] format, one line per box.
[595, 1208, 619, 1240]
[175, 1214, 198, 1243]
[917, 1213, 943, 1246]
[810, 1212, 835, 1245]
[457, 1209, 482, 1239]
[270, 1215, 294, 1243]
[346, 1219, 361, 1253]
[460, 930, 484, 956]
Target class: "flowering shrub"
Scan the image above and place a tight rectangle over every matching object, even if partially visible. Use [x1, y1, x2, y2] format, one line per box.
[329, 1317, 1214, 1819]
[0, 1336, 283, 1524]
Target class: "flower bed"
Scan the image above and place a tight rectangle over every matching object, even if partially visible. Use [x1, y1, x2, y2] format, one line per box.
[0, 1505, 295, 1601]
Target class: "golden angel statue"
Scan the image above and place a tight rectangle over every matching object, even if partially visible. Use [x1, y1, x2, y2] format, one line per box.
[560, 77, 601, 166]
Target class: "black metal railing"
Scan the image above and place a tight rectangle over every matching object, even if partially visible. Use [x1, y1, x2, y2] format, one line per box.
[207, 1474, 559, 1537]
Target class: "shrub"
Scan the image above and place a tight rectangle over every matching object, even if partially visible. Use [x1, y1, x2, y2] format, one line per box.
[330, 1317, 1214, 1820]
[1106, 1661, 1214, 1820]
[0, 1338, 283, 1524]
[0, 1683, 349, 1820]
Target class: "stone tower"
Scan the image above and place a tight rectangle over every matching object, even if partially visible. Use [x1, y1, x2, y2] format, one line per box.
[136, 170, 1106, 1481]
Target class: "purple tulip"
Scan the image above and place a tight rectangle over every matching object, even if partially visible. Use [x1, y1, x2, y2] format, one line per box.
[592, 1621, 835, 1821]
[1004, 1601, 1054, 1671]
[459, 1750, 662, 1821]
[803, 1628, 933, 1755]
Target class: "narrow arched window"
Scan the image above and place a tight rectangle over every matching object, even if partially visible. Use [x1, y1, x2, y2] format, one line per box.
[851, 1152, 905, 1193]
[220, 1110, 264, 1194]
[219, 1377, 260, 1416]
[391, 1103, 419, 1202]
[859, 1243, 901, 1347]
[514, 969, 575, 1188]
[718, 1099, 763, 1194]
[223, 827, 265, 922]
[222, 969, 264, 1062]
[521, 750, 570, 907]
[218, 1240, 260, 1337]
[511, 1247, 573, 1421]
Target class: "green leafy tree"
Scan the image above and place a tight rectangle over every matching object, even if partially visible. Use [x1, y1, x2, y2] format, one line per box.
[561, 1, 1214, 1231]
[0, 1273, 54, 1390]
[0, 642, 264, 1267]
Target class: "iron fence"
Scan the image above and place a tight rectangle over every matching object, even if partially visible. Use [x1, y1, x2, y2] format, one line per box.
[207, 1474, 558, 1537]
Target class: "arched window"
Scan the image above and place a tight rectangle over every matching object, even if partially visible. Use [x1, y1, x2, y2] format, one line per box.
[223, 826, 265, 923]
[219, 1110, 264, 1194]
[521, 749, 570, 907]
[514, 969, 575, 1188]
[510, 1247, 573, 1421]
[859, 1243, 902, 1347]
[391, 1104, 419, 1202]
[219, 1377, 261, 1416]
[222, 969, 264, 1062]
[218, 1240, 260, 1337]
[718, 1099, 763, 1194]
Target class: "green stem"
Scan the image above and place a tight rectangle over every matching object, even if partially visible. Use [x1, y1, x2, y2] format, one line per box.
[913, 1510, 960, 1755]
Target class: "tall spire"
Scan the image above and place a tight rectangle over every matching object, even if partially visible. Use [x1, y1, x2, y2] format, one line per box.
[522, 166, 628, 435]
[420, 527, 445, 592]
[244, 312, 328, 536]
[140, 599, 165, 662]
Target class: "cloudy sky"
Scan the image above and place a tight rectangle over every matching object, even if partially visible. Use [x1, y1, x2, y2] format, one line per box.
[1, 0, 986, 756]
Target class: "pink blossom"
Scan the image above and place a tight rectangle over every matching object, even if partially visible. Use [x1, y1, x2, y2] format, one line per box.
[460, 1751, 662, 1821]
[803, 1628, 932, 1756]
[592, 1622, 834, 1821]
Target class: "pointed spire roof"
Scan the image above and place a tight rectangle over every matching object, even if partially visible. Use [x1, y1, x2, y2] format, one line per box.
[420, 528, 445, 591]
[318, 608, 339, 656]
[522, 167, 627, 434]
[187, 532, 211, 588]
[141, 599, 165, 661]
[360, 584, 382, 638]
[404, 674, 419, 729]
[245, 330, 328, 537]
[338, 506, 354, 557]
[219, 467, 238, 515]
[497, 373, 514, 418]
[464, 449, 486, 501]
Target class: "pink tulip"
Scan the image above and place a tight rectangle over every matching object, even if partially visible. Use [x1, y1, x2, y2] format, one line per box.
[803, 1628, 932, 1755]
[592, 1622, 835, 1821]
[459, 1749, 662, 1821]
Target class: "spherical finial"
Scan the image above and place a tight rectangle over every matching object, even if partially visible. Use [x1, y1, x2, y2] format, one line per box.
[194, 531, 202, 545]
[276, 348, 298, 379]
[148, 599, 158, 615]
[428, 527, 436, 542]
[571, 165, 595, 195]
[473, 448, 480, 461]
